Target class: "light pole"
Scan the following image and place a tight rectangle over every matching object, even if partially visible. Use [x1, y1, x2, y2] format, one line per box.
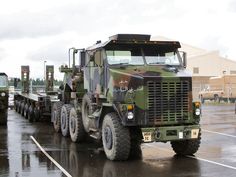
[44, 60, 47, 86]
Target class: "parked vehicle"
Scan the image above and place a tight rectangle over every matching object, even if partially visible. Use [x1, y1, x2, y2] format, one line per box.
[0, 73, 9, 125]
[199, 75, 236, 103]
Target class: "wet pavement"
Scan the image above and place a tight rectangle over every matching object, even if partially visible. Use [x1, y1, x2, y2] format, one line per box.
[0, 104, 236, 177]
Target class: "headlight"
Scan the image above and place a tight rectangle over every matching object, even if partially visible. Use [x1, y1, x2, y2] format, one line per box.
[195, 108, 201, 116]
[127, 112, 134, 120]
[1, 92, 6, 97]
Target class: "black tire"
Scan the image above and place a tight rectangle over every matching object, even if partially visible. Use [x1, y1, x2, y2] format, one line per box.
[61, 104, 72, 137]
[20, 102, 25, 116]
[23, 104, 29, 118]
[52, 101, 63, 133]
[171, 131, 201, 156]
[129, 128, 143, 160]
[0, 111, 7, 125]
[17, 101, 21, 113]
[82, 94, 94, 133]
[28, 105, 34, 122]
[102, 112, 130, 161]
[15, 101, 19, 112]
[33, 108, 40, 122]
[69, 107, 85, 142]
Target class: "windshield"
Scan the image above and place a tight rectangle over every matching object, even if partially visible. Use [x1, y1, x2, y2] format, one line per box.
[0, 76, 8, 87]
[106, 47, 181, 66]
[106, 50, 144, 65]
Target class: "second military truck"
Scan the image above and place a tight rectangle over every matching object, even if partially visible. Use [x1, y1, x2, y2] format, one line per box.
[0, 73, 9, 125]
[51, 34, 201, 160]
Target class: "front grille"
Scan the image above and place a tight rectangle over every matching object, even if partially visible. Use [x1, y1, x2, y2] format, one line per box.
[147, 80, 191, 124]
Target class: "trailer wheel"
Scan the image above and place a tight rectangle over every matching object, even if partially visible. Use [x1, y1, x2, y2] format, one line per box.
[15, 101, 19, 112]
[102, 112, 130, 161]
[23, 104, 29, 118]
[34, 108, 40, 122]
[28, 105, 34, 122]
[20, 102, 25, 116]
[171, 131, 201, 155]
[17, 101, 21, 113]
[52, 101, 63, 133]
[61, 104, 73, 137]
[69, 108, 85, 142]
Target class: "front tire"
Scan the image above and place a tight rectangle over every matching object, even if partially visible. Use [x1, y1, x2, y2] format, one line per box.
[69, 107, 85, 142]
[102, 112, 130, 161]
[171, 131, 201, 155]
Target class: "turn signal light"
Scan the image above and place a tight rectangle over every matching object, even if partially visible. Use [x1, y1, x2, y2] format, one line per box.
[127, 105, 133, 110]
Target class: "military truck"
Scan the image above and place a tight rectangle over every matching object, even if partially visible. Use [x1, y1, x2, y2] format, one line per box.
[0, 73, 9, 125]
[52, 34, 201, 161]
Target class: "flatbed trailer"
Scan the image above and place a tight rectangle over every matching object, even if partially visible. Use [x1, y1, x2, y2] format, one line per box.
[14, 65, 58, 122]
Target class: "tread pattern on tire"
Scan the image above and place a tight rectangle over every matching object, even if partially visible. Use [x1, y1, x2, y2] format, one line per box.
[69, 108, 85, 142]
[61, 104, 73, 137]
[52, 101, 63, 133]
[171, 131, 201, 155]
[102, 112, 131, 161]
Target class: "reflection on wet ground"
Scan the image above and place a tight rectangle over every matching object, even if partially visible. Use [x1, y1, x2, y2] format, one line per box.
[0, 105, 236, 177]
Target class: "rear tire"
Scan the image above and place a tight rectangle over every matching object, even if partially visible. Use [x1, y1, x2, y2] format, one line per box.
[69, 107, 85, 142]
[52, 101, 63, 133]
[102, 112, 130, 161]
[61, 104, 72, 137]
[171, 131, 201, 155]
[81, 94, 94, 133]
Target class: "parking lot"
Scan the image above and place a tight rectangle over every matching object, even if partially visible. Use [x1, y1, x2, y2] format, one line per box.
[0, 104, 236, 177]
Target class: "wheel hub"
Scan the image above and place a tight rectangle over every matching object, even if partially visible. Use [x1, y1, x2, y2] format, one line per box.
[104, 126, 113, 150]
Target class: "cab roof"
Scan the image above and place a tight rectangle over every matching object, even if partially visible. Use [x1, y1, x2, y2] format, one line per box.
[86, 34, 181, 51]
[0, 73, 7, 76]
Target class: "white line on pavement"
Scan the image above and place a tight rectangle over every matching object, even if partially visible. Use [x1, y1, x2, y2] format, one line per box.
[186, 155, 236, 170]
[144, 143, 236, 170]
[202, 129, 236, 138]
[30, 136, 72, 177]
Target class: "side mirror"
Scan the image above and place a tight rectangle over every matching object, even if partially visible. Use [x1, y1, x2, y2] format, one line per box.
[182, 52, 187, 68]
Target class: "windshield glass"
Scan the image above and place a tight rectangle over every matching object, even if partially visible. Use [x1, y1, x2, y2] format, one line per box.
[106, 50, 144, 65]
[106, 47, 181, 66]
[0, 76, 8, 87]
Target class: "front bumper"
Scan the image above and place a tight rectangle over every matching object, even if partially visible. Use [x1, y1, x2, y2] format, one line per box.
[142, 125, 200, 143]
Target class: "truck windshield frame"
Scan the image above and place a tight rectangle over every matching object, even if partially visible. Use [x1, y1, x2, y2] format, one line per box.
[106, 46, 182, 66]
[0, 75, 8, 87]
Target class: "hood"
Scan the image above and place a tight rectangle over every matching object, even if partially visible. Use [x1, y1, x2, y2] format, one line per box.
[109, 65, 191, 90]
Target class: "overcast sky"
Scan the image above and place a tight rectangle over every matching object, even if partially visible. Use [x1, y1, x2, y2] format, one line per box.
[0, 0, 235, 79]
